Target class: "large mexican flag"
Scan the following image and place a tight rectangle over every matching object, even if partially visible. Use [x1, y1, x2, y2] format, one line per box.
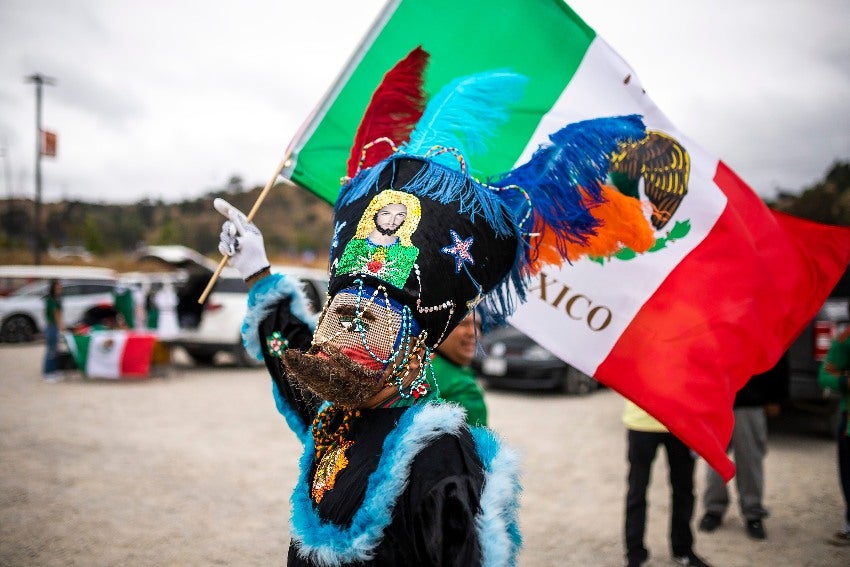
[282, 0, 850, 480]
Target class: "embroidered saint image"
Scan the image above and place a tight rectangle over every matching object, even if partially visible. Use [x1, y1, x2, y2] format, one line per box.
[336, 189, 421, 288]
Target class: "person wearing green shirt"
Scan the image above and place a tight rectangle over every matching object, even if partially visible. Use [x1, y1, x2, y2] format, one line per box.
[431, 313, 488, 427]
[43, 279, 64, 382]
[819, 312, 850, 547]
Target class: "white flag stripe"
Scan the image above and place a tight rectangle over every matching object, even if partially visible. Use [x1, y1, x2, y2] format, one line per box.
[508, 37, 727, 375]
[85, 330, 128, 379]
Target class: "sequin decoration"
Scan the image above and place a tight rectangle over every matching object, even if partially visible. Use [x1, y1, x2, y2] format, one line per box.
[311, 440, 354, 503]
[336, 190, 422, 288]
[265, 331, 289, 358]
[440, 229, 475, 273]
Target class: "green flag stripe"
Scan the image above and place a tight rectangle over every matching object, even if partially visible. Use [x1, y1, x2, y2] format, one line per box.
[288, 0, 595, 204]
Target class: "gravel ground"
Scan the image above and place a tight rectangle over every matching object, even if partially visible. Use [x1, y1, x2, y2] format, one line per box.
[1, 343, 848, 566]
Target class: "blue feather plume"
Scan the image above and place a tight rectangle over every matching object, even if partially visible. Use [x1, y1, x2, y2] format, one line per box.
[401, 71, 527, 170]
[492, 114, 646, 256]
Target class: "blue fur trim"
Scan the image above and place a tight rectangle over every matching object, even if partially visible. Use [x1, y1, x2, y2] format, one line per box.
[472, 427, 523, 567]
[241, 273, 319, 439]
[271, 380, 308, 442]
[240, 273, 318, 360]
[290, 403, 466, 566]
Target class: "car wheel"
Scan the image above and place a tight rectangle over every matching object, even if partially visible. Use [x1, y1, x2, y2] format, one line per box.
[185, 349, 216, 366]
[564, 366, 595, 396]
[1, 315, 36, 343]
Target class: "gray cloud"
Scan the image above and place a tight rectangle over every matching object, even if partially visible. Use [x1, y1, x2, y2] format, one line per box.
[1, 0, 847, 204]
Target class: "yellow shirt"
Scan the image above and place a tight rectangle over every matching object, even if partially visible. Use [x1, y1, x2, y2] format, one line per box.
[622, 400, 668, 433]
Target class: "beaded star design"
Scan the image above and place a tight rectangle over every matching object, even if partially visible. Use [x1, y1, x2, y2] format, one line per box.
[440, 229, 475, 273]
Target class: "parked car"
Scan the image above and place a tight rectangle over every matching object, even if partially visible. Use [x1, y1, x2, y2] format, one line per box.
[0, 266, 118, 343]
[472, 323, 600, 395]
[135, 245, 328, 367]
[783, 265, 850, 431]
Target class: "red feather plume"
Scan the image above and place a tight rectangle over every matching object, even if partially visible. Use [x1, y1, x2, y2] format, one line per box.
[346, 46, 429, 178]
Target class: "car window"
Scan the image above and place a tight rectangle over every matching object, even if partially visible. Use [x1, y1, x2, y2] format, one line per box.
[11, 282, 48, 297]
[215, 277, 249, 293]
[81, 283, 116, 295]
[62, 285, 86, 297]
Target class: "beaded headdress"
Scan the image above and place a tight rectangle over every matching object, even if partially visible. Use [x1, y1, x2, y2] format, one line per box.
[313, 47, 649, 401]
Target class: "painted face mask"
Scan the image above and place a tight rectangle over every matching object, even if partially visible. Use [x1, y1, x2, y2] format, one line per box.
[281, 282, 428, 407]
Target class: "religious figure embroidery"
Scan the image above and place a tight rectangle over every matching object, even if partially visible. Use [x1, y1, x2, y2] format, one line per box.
[336, 190, 421, 289]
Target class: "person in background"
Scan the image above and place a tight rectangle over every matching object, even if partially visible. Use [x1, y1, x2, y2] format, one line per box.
[42, 279, 64, 383]
[819, 305, 850, 546]
[153, 281, 179, 340]
[145, 284, 160, 331]
[699, 353, 789, 540]
[623, 400, 711, 567]
[431, 312, 488, 426]
[112, 284, 134, 328]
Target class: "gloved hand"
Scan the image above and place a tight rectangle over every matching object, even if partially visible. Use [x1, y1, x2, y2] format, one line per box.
[214, 198, 270, 281]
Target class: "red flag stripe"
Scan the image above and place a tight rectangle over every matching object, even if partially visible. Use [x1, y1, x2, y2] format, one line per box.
[595, 161, 850, 481]
[119, 333, 157, 378]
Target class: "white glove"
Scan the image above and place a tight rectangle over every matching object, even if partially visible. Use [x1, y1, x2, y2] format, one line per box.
[214, 198, 270, 280]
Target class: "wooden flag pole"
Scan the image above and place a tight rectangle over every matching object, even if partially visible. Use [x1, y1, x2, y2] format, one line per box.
[197, 153, 293, 304]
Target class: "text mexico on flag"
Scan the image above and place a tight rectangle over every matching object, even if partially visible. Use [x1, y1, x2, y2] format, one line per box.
[65, 330, 157, 379]
[283, 0, 850, 480]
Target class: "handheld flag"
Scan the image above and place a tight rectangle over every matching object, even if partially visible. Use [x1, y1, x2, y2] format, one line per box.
[280, 0, 850, 480]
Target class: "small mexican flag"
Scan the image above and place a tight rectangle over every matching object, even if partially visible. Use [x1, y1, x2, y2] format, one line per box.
[65, 330, 157, 379]
[282, 0, 850, 480]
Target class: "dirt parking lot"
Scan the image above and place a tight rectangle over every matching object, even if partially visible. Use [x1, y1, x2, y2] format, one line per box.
[1, 343, 848, 566]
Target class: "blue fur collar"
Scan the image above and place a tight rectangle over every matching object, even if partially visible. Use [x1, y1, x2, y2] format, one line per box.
[241, 272, 318, 361]
[242, 272, 320, 439]
[290, 403, 522, 566]
[471, 427, 523, 566]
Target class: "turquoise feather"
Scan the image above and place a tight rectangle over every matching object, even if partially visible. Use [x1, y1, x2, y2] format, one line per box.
[401, 71, 527, 170]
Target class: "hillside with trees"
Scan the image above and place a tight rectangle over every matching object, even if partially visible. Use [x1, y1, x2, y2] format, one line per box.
[0, 161, 847, 269]
[0, 181, 335, 268]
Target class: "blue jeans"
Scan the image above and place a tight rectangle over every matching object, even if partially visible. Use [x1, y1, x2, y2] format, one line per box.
[43, 324, 59, 375]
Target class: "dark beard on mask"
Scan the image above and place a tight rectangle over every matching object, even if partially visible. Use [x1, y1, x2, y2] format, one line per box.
[282, 344, 386, 408]
[373, 218, 404, 236]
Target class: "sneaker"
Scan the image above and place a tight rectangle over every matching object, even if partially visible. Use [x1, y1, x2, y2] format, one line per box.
[828, 530, 850, 546]
[671, 552, 712, 567]
[698, 513, 722, 532]
[43, 373, 62, 383]
[746, 519, 766, 540]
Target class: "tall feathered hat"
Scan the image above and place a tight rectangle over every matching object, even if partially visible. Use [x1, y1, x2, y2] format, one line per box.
[313, 47, 650, 399]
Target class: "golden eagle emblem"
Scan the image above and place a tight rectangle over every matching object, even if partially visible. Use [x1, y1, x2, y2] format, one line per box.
[609, 130, 690, 230]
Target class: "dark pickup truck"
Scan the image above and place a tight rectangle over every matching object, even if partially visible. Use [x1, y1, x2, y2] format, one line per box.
[782, 266, 850, 432]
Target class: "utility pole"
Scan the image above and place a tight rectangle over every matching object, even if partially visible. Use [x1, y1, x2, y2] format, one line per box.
[0, 141, 10, 230]
[25, 73, 55, 265]
[0, 140, 12, 200]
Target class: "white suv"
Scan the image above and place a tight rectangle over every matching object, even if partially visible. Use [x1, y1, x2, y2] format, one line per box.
[0, 266, 118, 342]
[136, 246, 328, 367]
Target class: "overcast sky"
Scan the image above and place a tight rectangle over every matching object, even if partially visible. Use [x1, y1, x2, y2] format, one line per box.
[1, 0, 848, 204]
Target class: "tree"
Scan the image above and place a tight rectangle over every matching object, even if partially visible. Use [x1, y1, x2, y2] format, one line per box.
[83, 215, 106, 254]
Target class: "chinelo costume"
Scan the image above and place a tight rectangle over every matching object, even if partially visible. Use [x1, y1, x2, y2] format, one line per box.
[215, 47, 652, 566]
